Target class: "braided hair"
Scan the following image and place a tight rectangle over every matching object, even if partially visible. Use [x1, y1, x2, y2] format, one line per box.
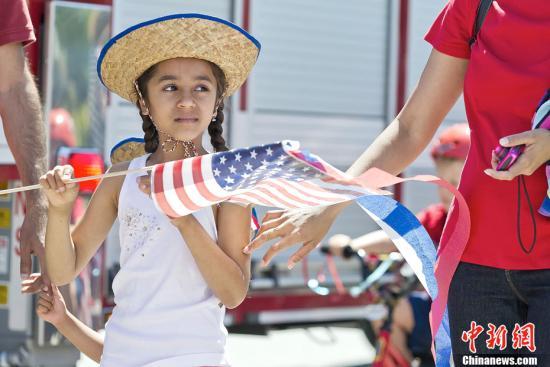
[208, 62, 229, 152]
[135, 65, 159, 153]
[134, 61, 229, 153]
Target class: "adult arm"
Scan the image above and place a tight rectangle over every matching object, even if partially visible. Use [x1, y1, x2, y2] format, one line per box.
[0, 42, 48, 280]
[245, 49, 468, 267]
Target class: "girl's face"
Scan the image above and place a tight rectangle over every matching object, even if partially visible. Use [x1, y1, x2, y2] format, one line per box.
[142, 58, 219, 143]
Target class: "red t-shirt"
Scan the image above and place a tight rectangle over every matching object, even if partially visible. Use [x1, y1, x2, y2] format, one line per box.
[0, 0, 36, 47]
[418, 203, 448, 247]
[426, 0, 550, 269]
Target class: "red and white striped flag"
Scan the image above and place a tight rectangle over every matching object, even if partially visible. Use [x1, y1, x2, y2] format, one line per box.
[151, 140, 389, 218]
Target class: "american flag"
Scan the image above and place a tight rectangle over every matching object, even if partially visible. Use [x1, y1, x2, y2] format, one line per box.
[148, 139, 471, 366]
[151, 140, 387, 218]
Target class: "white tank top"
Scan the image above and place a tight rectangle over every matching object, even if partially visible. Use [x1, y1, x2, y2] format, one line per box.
[100, 154, 229, 367]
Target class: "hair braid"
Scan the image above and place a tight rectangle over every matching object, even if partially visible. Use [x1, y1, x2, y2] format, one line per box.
[208, 101, 228, 152]
[137, 102, 159, 153]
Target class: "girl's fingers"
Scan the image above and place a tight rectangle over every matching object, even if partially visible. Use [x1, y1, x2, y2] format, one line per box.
[39, 176, 51, 190]
[37, 297, 53, 310]
[51, 284, 63, 298]
[39, 291, 53, 302]
[137, 175, 152, 196]
[45, 171, 58, 191]
[36, 303, 50, 314]
[62, 166, 77, 189]
[53, 167, 66, 192]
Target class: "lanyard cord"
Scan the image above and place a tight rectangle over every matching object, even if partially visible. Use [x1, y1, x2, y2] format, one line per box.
[517, 175, 537, 254]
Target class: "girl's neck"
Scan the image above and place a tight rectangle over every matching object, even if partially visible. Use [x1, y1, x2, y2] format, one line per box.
[147, 139, 208, 166]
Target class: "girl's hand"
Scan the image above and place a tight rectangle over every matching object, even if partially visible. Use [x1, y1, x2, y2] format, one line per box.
[485, 129, 550, 180]
[36, 284, 68, 326]
[137, 174, 151, 196]
[21, 273, 47, 294]
[39, 165, 79, 211]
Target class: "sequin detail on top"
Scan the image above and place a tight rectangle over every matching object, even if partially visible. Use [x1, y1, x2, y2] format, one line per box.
[119, 206, 161, 255]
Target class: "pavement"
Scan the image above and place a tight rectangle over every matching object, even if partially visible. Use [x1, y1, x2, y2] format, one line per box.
[77, 326, 375, 367]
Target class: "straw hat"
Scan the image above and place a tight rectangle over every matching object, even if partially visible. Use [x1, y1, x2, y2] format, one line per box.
[98, 14, 261, 102]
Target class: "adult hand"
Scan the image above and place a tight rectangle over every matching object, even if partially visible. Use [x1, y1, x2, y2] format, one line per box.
[485, 129, 550, 180]
[21, 273, 48, 294]
[19, 195, 48, 283]
[243, 205, 342, 269]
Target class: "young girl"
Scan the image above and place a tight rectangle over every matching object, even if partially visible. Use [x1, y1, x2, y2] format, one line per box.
[40, 14, 260, 366]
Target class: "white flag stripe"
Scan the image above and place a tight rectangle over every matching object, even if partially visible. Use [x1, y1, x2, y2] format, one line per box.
[239, 186, 295, 208]
[150, 167, 165, 216]
[290, 181, 369, 202]
[253, 183, 313, 208]
[230, 188, 285, 207]
[182, 158, 212, 208]
[161, 162, 189, 217]
[305, 179, 375, 197]
[260, 179, 333, 206]
[278, 179, 352, 202]
[231, 194, 275, 207]
[201, 154, 231, 197]
[361, 206, 431, 294]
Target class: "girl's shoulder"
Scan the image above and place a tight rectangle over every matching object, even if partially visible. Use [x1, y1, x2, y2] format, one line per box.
[109, 159, 132, 173]
[101, 160, 132, 208]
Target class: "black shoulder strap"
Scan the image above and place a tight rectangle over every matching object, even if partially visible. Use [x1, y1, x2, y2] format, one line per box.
[469, 0, 493, 46]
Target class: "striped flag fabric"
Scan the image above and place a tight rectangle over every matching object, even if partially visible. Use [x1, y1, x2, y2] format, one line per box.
[149, 140, 470, 367]
[151, 140, 388, 217]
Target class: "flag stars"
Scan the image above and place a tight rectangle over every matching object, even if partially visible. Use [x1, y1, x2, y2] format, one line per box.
[219, 156, 227, 165]
[261, 159, 269, 166]
[250, 150, 258, 159]
[266, 147, 273, 156]
[213, 168, 221, 177]
[224, 176, 235, 184]
[235, 153, 242, 162]
[229, 165, 237, 174]
[245, 162, 253, 171]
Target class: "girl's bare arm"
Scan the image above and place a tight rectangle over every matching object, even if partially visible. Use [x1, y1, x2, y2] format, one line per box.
[43, 162, 127, 285]
[172, 203, 252, 308]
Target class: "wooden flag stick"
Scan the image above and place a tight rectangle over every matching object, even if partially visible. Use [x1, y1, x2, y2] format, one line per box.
[0, 165, 155, 196]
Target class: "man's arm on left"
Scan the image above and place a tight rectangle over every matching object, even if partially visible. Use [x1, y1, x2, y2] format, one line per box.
[0, 42, 48, 280]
